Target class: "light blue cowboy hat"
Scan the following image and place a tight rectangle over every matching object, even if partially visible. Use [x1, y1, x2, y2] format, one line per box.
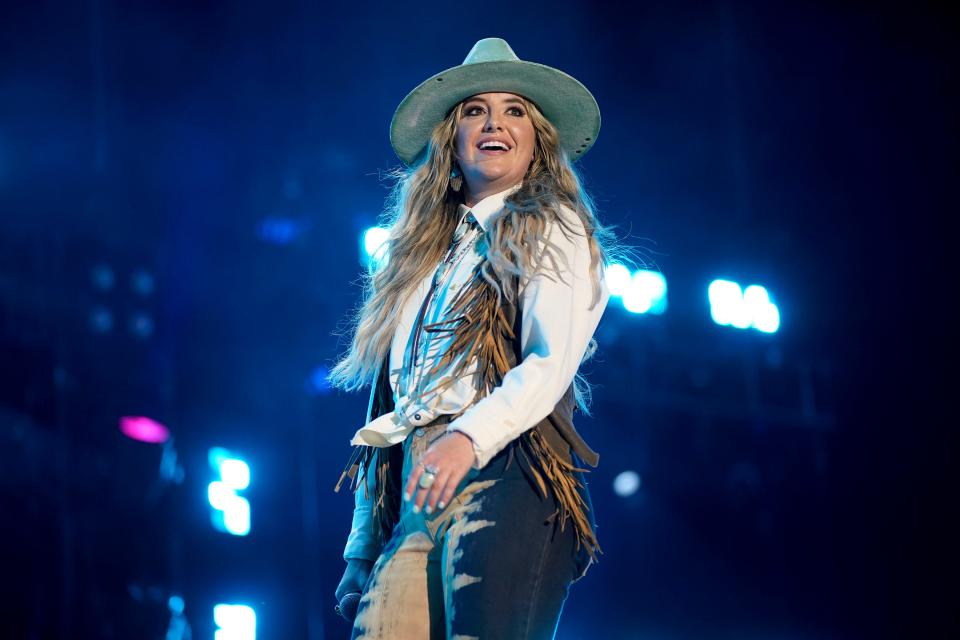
[390, 37, 601, 166]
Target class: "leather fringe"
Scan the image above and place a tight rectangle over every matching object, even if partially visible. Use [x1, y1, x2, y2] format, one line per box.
[339, 237, 601, 557]
[335, 444, 402, 547]
[517, 428, 602, 562]
[415, 263, 515, 400]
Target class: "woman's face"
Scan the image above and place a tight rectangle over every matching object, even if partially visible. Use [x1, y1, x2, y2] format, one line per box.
[455, 92, 536, 205]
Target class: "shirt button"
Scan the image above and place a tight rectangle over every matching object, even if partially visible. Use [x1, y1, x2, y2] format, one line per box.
[414, 412, 422, 421]
[413, 427, 425, 438]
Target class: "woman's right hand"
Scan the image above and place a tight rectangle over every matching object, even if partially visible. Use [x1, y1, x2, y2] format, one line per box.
[335, 558, 374, 604]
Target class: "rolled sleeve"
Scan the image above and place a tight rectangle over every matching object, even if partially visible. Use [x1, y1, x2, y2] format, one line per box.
[447, 209, 609, 469]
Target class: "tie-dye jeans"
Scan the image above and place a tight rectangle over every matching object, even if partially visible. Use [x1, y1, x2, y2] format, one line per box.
[351, 418, 595, 640]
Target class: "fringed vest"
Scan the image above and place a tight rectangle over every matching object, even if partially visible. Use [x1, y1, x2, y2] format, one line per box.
[336, 266, 603, 563]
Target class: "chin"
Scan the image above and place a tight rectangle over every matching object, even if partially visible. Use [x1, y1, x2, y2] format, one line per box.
[474, 164, 518, 182]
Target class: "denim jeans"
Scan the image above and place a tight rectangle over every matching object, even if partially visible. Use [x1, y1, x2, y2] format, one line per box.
[351, 418, 593, 639]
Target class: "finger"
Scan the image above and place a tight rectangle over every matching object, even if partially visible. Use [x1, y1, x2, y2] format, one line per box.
[413, 467, 446, 512]
[404, 463, 424, 502]
[412, 482, 430, 512]
[437, 468, 464, 510]
[427, 462, 466, 511]
[425, 468, 455, 513]
[414, 462, 450, 513]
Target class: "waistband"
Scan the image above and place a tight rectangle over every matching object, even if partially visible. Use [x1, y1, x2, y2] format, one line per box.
[420, 413, 453, 429]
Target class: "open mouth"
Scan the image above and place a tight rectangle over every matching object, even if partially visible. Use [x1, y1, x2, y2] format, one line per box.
[477, 139, 511, 154]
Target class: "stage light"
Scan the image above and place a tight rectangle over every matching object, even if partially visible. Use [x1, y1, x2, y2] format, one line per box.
[90, 264, 116, 291]
[207, 481, 231, 511]
[305, 365, 332, 396]
[361, 226, 390, 268]
[213, 604, 256, 640]
[709, 279, 780, 333]
[622, 284, 651, 313]
[128, 311, 155, 339]
[744, 285, 781, 333]
[363, 227, 389, 257]
[222, 496, 251, 536]
[613, 470, 642, 497]
[220, 459, 250, 490]
[88, 306, 114, 334]
[753, 300, 781, 333]
[709, 279, 744, 326]
[130, 269, 155, 296]
[604, 263, 632, 297]
[257, 216, 303, 245]
[635, 270, 667, 314]
[622, 269, 667, 315]
[168, 594, 185, 615]
[119, 415, 170, 444]
[208, 448, 251, 536]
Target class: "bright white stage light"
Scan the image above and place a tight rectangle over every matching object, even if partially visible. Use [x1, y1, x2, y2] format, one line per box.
[709, 279, 743, 326]
[207, 481, 231, 511]
[222, 496, 251, 536]
[604, 263, 632, 297]
[623, 269, 667, 315]
[214, 604, 256, 640]
[220, 458, 251, 490]
[208, 448, 252, 536]
[363, 227, 390, 258]
[709, 279, 780, 333]
[753, 300, 781, 333]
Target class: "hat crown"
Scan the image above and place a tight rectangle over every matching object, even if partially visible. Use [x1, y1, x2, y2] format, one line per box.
[462, 38, 519, 65]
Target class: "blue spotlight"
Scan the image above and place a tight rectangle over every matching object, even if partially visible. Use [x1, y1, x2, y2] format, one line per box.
[613, 470, 642, 497]
[257, 217, 303, 245]
[622, 269, 668, 315]
[207, 447, 251, 536]
[88, 306, 114, 334]
[305, 365, 333, 396]
[90, 264, 116, 291]
[213, 604, 256, 640]
[361, 226, 390, 268]
[708, 279, 780, 333]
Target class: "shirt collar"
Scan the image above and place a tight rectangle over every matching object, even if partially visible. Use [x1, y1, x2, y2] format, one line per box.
[456, 183, 522, 232]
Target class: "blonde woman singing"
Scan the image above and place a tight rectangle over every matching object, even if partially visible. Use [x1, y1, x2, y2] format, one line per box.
[330, 37, 618, 639]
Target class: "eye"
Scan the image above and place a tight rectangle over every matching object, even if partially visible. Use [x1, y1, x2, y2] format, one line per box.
[464, 105, 485, 116]
[507, 106, 526, 116]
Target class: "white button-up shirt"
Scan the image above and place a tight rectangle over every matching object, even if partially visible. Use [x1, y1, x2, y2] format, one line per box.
[344, 185, 610, 561]
[349, 184, 610, 469]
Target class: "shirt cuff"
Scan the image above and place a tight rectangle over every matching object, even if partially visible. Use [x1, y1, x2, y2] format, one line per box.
[342, 464, 384, 562]
[448, 423, 500, 470]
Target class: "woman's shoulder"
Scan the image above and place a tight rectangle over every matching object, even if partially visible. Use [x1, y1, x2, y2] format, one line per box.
[547, 202, 589, 247]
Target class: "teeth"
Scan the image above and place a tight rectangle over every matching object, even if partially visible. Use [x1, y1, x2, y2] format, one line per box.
[479, 141, 509, 150]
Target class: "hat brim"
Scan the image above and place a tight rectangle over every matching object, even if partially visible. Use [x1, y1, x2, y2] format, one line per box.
[390, 60, 600, 166]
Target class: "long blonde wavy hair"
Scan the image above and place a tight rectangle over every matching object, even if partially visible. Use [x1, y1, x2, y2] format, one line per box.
[328, 97, 624, 413]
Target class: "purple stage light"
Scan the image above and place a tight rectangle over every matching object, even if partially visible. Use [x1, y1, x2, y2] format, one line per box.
[119, 415, 170, 444]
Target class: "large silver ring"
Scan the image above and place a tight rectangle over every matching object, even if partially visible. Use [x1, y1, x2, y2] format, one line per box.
[418, 464, 439, 489]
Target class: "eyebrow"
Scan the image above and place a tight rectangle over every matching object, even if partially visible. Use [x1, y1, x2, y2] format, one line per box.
[464, 96, 526, 106]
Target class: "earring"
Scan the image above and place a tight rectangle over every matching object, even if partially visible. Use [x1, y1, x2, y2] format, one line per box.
[449, 165, 462, 192]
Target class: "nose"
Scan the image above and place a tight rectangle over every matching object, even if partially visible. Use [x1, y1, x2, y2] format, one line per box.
[483, 111, 502, 131]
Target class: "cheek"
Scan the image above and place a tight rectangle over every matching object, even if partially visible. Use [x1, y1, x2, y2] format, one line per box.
[515, 124, 536, 159]
[455, 121, 479, 160]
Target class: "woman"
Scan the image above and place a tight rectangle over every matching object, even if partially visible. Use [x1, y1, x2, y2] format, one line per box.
[330, 37, 618, 639]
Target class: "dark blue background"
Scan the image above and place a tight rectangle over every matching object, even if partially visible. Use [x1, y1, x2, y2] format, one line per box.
[0, 1, 953, 638]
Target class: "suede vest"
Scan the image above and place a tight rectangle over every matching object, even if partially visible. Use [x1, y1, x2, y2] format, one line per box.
[363, 290, 600, 469]
[346, 280, 602, 561]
